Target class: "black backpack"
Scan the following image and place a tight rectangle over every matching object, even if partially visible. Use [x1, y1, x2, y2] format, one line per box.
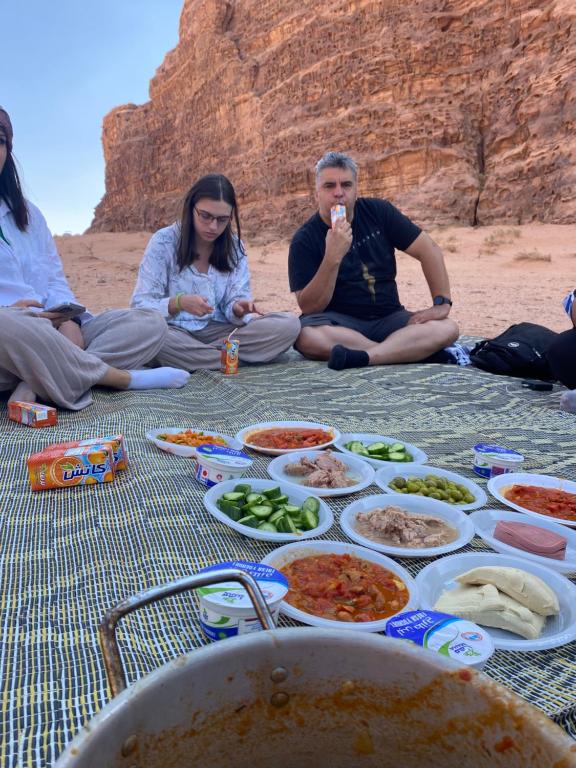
[469, 322, 559, 380]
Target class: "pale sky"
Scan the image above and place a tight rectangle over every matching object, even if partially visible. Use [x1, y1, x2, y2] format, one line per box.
[2, 0, 183, 234]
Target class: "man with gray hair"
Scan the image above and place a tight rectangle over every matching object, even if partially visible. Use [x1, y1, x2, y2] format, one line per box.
[288, 151, 460, 369]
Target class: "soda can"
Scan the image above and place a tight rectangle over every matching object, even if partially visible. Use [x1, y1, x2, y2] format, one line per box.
[221, 338, 240, 374]
[330, 204, 346, 226]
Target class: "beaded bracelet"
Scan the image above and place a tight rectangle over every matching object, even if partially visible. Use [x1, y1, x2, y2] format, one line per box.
[174, 292, 185, 312]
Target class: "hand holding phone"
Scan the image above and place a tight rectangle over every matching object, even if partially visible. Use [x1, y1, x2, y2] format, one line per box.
[43, 302, 86, 319]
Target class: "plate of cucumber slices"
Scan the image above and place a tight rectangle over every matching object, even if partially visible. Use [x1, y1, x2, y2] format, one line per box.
[203, 479, 333, 541]
[334, 433, 428, 469]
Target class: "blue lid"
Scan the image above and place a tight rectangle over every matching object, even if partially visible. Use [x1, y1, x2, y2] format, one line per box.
[473, 444, 524, 461]
[196, 444, 252, 467]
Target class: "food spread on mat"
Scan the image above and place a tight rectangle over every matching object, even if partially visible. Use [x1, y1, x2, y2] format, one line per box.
[283, 451, 358, 488]
[245, 427, 333, 450]
[493, 520, 567, 560]
[502, 484, 576, 521]
[344, 439, 413, 462]
[215, 483, 320, 534]
[434, 566, 560, 639]
[157, 430, 229, 448]
[388, 474, 476, 504]
[354, 505, 458, 548]
[280, 552, 409, 622]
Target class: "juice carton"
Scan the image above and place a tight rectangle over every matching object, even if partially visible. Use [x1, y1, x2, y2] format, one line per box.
[43, 434, 128, 471]
[27, 443, 115, 491]
[8, 401, 57, 428]
[221, 331, 239, 375]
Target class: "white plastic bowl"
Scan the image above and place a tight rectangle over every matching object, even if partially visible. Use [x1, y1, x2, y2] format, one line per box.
[203, 479, 333, 542]
[146, 427, 242, 458]
[487, 472, 576, 528]
[415, 551, 576, 651]
[267, 450, 375, 497]
[334, 432, 428, 469]
[340, 493, 475, 558]
[235, 421, 340, 456]
[261, 540, 419, 632]
[374, 464, 487, 512]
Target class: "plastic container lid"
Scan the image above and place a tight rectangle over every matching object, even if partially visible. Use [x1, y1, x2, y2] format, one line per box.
[473, 444, 524, 465]
[196, 445, 253, 470]
[198, 560, 288, 615]
[385, 609, 495, 669]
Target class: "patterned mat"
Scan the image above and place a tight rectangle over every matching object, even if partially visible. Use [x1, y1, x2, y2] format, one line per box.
[0, 358, 575, 766]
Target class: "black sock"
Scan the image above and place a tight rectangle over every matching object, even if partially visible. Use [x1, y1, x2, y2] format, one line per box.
[328, 345, 370, 370]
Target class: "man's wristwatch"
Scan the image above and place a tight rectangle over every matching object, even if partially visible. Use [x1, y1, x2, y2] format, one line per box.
[433, 295, 453, 306]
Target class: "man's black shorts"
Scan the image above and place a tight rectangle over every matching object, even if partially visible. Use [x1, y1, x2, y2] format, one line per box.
[299, 309, 413, 342]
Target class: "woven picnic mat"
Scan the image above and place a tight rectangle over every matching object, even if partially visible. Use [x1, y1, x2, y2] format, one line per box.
[0, 358, 575, 766]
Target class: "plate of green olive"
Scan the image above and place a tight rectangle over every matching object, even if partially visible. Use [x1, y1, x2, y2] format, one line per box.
[374, 465, 487, 512]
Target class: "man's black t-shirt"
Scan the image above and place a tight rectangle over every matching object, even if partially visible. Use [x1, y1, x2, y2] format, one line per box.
[288, 198, 421, 320]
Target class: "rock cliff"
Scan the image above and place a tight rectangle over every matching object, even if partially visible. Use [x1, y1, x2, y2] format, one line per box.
[90, 0, 576, 237]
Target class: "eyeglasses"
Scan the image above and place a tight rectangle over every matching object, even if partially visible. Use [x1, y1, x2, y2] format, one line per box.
[194, 207, 232, 226]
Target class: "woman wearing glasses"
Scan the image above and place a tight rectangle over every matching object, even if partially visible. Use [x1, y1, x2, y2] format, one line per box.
[131, 174, 300, 369]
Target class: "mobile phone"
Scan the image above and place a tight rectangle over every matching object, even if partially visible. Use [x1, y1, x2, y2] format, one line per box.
[521, 379, 553, 391]
[43, 302, 86, 318]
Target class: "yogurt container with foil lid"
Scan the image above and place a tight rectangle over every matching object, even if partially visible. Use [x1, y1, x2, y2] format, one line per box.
[473, 443, 524, 479]
[385, 609, 494, 670]
[194, 445, 253, 487]
[197, 560, 288, 641]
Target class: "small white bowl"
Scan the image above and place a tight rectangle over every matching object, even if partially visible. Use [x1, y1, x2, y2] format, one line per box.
[235, 421, 340, 456]
[267, 450, 375, 497]
[261, 540, 418, 632]
[203, 479, 333, 542]
[415, 551, 576, 651]
[470, 509, 576, 574]
[487, 472, 576, 528]
[334, 432, 428, 469]
[145, 427, 242, 458]
[340, 493, 475, 558]
[374, 464, 487, 512]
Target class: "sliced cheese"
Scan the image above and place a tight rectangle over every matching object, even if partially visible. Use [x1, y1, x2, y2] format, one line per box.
[455, 566, 559, 616]
[434, 584, 546, 640]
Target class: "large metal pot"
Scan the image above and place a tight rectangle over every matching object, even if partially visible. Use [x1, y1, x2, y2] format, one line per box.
[57, 570, 576, 767]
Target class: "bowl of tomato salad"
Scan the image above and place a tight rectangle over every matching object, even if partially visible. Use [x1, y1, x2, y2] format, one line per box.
[261, 540, 418, 631]
[236, 420, 341, 456]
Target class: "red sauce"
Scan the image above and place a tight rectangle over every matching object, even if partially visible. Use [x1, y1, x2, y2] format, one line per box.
[281, 553, 409, 622]
[247, 427, 332, 449]
[503, 484, 576, 521]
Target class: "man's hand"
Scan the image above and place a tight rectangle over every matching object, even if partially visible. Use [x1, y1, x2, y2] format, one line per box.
[178, 294, 214, 316]
[58, 320, 85, 349]
[10, 299, 43, 309]
[324, 217, 352, 265]
[408, 304, 452, 325]
[232, 299, 262, 318]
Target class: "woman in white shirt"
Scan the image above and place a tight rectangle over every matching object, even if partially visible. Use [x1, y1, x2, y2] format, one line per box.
[0, 106, 189, 410]
[131, 174, 300, 369]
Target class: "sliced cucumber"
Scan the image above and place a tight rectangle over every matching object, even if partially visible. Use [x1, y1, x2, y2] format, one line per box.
[262, 486, 282, 500]
[222, 491, 246, 502]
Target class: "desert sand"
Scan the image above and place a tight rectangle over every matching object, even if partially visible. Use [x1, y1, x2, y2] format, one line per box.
[55, 223, 576, 337]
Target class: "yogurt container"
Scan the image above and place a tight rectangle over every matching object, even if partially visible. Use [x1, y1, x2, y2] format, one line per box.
[385, 609, 494, 670]
[197, 560, 288, 641]
[194, 445, 253, 487]
[473, 443, 524, 479]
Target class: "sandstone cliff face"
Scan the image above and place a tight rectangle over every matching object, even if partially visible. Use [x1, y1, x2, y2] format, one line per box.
[90, 0, 576, 237]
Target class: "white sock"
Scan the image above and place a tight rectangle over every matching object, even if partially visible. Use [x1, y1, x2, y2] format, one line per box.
[560, 390, 576, 414]
[127, 367, 190, 390]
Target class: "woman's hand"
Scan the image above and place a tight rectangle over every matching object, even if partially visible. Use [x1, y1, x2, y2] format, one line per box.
[57, 320, 85, 349]
[232, 299, 261, 318]
[172, 294, 214, 317]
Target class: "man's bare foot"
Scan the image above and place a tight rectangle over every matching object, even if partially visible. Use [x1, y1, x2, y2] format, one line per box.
[8, 382, 38, 404]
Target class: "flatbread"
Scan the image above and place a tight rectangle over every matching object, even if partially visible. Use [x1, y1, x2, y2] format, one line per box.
[455, 566, 559, 616]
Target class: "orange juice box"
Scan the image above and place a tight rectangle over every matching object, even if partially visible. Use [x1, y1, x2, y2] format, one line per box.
[8, 400, 57, 428]
[27, 443, 115, 491]
[43, 434, 128, 471]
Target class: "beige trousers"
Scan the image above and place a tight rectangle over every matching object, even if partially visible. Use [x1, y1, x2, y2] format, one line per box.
[155, 312, 301, 370]
[0, 308, 168, 410]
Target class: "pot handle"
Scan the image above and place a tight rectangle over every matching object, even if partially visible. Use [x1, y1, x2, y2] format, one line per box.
[99, 568, 276, 698]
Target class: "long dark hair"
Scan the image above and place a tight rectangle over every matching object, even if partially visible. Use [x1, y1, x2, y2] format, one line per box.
[176, 173, 243, 273]
[0, 130, 28, 231]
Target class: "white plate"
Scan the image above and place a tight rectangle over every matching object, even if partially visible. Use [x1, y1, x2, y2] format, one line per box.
[203, 478, 333, 542]
[340, 493, 475, 558]
[415, 552, 576, 651]
[487, 472, 576, 528]
[261, 540, 418, 632]
[334, 432, 428, 469]
[374, 464, 487, 512]
[146, 427, 242, 458]
[235, 421, 340, 456]
[267, 450, 375, 498]
[470, 509, 576, 575]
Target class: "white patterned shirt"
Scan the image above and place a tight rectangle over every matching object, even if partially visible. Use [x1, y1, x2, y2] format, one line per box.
[131, 223, 252, 330]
